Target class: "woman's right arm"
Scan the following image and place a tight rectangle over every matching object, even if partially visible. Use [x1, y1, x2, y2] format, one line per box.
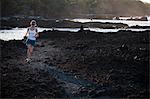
[24, 28, 29, 37]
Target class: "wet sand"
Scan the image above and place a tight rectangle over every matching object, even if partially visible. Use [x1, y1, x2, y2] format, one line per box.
[1, 30, 149, 98]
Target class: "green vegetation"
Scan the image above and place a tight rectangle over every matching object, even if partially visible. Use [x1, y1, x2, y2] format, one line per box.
[1, 0, 150, 18]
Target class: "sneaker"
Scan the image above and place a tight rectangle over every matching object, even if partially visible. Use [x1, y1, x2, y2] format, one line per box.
[26, 58, 31, 63]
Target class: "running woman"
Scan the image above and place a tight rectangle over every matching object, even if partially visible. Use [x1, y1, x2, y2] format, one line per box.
[24, 20, 39, 62]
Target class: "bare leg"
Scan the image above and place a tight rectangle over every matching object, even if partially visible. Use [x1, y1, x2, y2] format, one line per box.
[29, 45, 34, 57]
[27, 44, 32, 58]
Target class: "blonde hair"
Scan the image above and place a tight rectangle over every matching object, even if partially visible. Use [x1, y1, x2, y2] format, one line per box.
[30, 20, 37, 26]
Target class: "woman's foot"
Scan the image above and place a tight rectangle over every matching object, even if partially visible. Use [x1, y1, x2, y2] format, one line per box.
[26, 58, 31, 63]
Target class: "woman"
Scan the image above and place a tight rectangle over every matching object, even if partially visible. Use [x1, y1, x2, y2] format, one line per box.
[24, 20, 39, 62]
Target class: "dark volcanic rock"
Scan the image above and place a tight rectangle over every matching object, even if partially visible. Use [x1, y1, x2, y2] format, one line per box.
[129, 25, 150, 29]
[1, 16, 128, 29]
[39, 30, 149, 98]
[0, 40, 66, 98]
[1, 29, 149, 98]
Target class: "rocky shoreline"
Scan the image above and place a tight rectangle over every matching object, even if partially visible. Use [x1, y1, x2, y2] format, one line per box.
[1, 30, 149, 98]
[1, 18, 128, 29]
[1, 16, 150, 30]
[1, 40, 67, 98]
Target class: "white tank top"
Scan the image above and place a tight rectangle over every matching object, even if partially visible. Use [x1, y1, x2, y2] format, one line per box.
[27, 28, 37, 40]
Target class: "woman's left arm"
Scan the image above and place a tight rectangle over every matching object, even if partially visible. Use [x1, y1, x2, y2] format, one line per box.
[35, 28, 39, 38]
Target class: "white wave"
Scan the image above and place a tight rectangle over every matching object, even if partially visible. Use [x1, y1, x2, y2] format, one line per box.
[70, 19, 150, 27]
[0, 28, 149, 41]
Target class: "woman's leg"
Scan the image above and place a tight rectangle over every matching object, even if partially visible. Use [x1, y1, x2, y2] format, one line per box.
[29, 45, 34, 57]
[27, 44, 32, 58]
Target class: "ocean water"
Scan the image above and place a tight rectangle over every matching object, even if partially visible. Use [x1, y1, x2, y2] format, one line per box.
[0, 28, 52, 41]
[70, 18, 150, 27]
[0, 27, 149, 41]
[0, 19, 150, 41]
